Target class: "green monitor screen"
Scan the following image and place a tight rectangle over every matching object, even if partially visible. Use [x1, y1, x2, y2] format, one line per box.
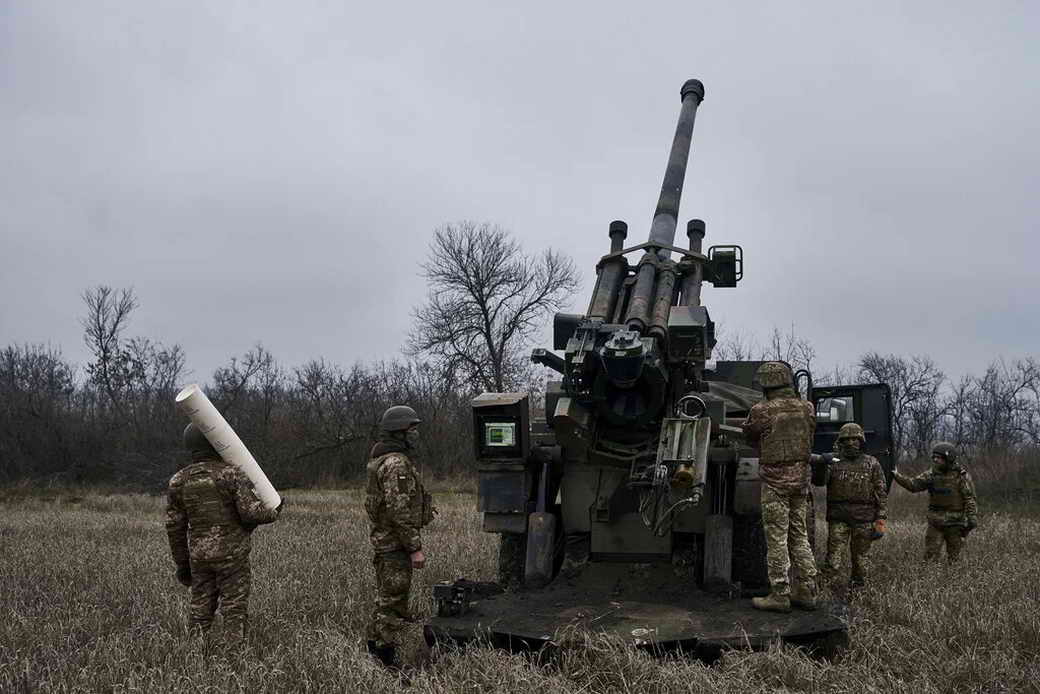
[484, 422, 517, 447]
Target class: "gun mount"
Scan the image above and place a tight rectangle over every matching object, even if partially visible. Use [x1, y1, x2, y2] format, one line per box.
[427, 79, 891, 660]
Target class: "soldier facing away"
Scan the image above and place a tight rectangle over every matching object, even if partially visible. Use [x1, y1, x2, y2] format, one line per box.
[365, 405, 435, 669]
[816, 423, 887, 593]
[165, 423, 282, 649]
[742, 361, 820, 613]
[892, 442, 978, 562]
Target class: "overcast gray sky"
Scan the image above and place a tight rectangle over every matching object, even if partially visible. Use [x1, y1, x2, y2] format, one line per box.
[1, 1, 1037, 384]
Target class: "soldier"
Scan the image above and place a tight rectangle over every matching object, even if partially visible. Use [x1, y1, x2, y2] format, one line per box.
[165, 423, 282, 650]
[742, 361, 819, 613]
[816, 423, 887, 593]
[365, 405, 435, 669]
[892, 442, 978, 562]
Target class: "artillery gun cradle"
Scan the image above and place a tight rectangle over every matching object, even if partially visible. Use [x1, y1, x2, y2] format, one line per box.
[426, 79, 893, 660]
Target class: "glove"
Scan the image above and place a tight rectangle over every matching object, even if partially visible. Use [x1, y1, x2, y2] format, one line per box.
[871, 518, 886, 540]
[962, 518, 977, 537]
[176, 565, 192, 587]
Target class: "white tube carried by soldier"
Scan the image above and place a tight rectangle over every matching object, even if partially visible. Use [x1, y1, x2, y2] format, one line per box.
[174, 383, 281, 511]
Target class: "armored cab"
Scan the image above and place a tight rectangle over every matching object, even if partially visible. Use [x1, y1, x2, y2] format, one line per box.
[428, 80, 892, 659]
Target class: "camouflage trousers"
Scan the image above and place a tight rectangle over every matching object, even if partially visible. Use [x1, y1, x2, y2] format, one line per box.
[761, 485, 817, 595]
[189, 554, 250, 647]
[925, 523, 965, 562]
[822, 521, 874, 588]
[367, 551, 413, 648]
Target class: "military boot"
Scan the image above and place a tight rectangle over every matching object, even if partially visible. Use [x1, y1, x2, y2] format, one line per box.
[751, 591, 791, 613]
[847, 575, 866, 602]
[790, 580, 818, 611]
[367, 640, 399, 670]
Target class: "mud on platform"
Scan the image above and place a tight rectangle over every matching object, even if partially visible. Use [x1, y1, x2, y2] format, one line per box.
[426, 563, 849, 660]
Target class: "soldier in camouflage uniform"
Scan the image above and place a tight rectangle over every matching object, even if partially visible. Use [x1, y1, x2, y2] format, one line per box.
[816, 423, 887, 593]
[165, 423, 282, 649]
[893, 442, 978, 562]
[742, 361, 819, 613]
[365, 405, 435, 669]
[744, 364, 815, 611]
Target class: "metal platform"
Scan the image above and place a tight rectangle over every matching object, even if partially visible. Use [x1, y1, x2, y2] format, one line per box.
[425, 563, 849, 660]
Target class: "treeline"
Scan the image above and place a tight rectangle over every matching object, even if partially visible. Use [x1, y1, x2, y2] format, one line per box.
[854, 353, 1040, 461]
[4, 275, 1040, 494]
[0, 341, 473, 489]
[6, 337, 1039, 492]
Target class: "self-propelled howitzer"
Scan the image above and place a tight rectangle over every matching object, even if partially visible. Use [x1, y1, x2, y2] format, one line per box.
[535, 78, 742, 472]
[427, 79, 890, 659]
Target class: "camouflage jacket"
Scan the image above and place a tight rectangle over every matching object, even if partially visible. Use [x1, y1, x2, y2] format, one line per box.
[165, 458, 279, 565]
[893, 464, 977, 527]
[743, 387, 816, 493]
[365, 442, 431, 555]
[820, 452, 887, 524]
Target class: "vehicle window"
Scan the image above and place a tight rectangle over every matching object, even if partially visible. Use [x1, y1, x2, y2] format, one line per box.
[816, 396, 855, 423]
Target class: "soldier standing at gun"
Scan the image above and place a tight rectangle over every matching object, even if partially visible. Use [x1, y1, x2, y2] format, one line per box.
[165, 423, 282, 650]
[365, 405, 435, 670]
[815, 423, 887, 593]
[742, 361, 819, 613]
[893, 442, 978, 562]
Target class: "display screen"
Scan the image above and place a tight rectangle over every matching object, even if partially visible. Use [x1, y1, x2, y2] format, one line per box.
[484, 422, 517, 447]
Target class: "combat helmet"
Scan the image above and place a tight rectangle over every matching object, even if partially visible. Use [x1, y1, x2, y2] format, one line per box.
[931, 441, 958, 464]
[837, 422, 866, 443]
[756, 361, 793, 390]
[183, 422, 218, 459]
[380, 405, 421, 432]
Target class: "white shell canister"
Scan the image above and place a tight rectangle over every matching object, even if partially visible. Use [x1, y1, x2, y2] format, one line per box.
[175, 383, 281, 510]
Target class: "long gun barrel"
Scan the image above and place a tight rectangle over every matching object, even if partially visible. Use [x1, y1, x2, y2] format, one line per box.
[622, 79, 705, 333]
[649, 79, 705, 257]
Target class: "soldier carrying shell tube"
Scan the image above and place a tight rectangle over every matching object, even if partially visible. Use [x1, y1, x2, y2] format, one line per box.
[165, 423, 282, 651]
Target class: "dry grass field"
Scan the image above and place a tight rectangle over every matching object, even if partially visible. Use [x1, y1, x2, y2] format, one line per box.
[1, 487, 1039, 693]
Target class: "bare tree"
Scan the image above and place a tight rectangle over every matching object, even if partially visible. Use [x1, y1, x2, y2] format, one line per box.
[1019, 357, 1040, 446]
[81, 286, 139, 414]
[941, 375, 975, 450]
[408, 221, 580, 392]
[764, 324, 817, 374]
[712, 323, 818, 377]
[80, 286, 186, 427]
[813, 363, 857, 387]
[712, 324, 760, 362]
[964, 358, 1038, 451]
[291, 359, 367, 465]
[212, 343, 276, 415]
[857, 352, 945, 460]
[0, 344, 78, 480]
